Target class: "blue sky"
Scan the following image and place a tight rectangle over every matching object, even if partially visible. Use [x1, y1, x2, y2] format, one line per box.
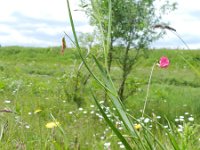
[0, 0, 200, 49]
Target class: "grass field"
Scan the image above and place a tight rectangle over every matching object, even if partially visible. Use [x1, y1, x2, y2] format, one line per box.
[0, 46, 199, 149]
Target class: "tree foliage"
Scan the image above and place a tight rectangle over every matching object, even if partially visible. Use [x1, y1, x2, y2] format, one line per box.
[80, 0, 176, 47]
[79, 0, 177, 100]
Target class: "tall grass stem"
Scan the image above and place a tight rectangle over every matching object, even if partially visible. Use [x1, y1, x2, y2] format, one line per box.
[142, 62, 156, 117]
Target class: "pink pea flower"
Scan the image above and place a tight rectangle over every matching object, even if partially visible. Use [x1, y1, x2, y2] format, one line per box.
[158, 56, 170, 68]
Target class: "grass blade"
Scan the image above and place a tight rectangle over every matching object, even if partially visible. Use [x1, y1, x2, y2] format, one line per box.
[92, 55, 136, 137]
[157, 119, 180, 150]
[66, 0, 115, 93]
[92, 91, 133, 150]
[180, 55, 200, 77]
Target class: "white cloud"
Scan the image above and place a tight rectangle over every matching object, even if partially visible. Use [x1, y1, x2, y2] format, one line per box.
[152, 0, 200, 49]
[0, 0, 200, 48]
[0, 0, 91, 47]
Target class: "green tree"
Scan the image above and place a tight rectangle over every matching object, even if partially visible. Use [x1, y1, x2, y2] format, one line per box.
[80, 0, 176, 101]
[78, 31, 97, 49]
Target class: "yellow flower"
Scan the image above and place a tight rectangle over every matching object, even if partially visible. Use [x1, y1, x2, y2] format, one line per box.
[34, 109, 42, 114]
[134, 124, 142, 130]
[45, 121, 60, 129]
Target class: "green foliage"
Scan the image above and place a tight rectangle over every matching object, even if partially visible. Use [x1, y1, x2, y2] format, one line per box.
[0, 45, 199, 148]
[80, 0, 176, 47]
[78, 32, 98, 49]
[67, 0, 200, 149]
[80, 0, 177, 101]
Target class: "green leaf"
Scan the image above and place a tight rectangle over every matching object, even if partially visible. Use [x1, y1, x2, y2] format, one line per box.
[66, 0, 112, 92]
[180, 55, 200, 77]
[92, 55, 136, 137]
[92, 91, 133, 150]
[159, 119, 181, 150]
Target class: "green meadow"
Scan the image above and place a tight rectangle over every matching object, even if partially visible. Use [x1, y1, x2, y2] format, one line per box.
[0, 46, 200, 149]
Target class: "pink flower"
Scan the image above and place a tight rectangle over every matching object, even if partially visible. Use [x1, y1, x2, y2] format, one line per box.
[158, 56, 169, 68]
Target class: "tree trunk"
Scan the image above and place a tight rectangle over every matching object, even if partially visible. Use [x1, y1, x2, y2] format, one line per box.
[118, 41, 131, 101]
[104, 38, 114, 105]
[108, 39, 113, 72]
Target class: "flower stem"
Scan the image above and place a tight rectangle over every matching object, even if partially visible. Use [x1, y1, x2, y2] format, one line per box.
[141, 62, 156, 118]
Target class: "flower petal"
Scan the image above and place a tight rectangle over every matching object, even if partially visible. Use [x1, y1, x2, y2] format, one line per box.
[45, 121, 60, 128]
[159, 56, 170, 68]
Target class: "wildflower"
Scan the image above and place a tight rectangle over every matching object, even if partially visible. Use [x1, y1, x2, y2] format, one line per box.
[105, 128, 110, 132]
[78, 108, 83, 111]
[116, 121, 122, 126]
[178, 124, 183, 128]
[105, 111, 109, 114]
[177, 125, 184, 132]
[90, 111, 94, 114]
[117, 142, 122, 145]
[119, 144, 125, 149]
[183, 104, 187, 107]
[158, 56, 170, 68]
[96, 113, 100, 117]
[107, 114, 112, 118]
[144, 118, 150, 123]
[83, 111, 87, 114]
[175, 118, 179, 122]
[99, 101, 104, 104]
[25, 125, 30, 129]
[90, 105, 95, 108]
[139, 117, 145, 120]
[185, 112, 189, 115]
[178, 128, 183, 132]
[156, 116, 161, 119]
[45, 121, 60, 129]
[68, 111, 73, 115]
[4, 100, 11, 104]
[118, 127, 123, 130]
[134, 124, 142, 130]
[105, 107, 110, 110]
[188, 117, 194, 122]
[179, 118, 184, 122]
[104, 142, 111, 148]
[164, 125, 168, 128]
[34, 109, 42, 114]
[98, 115, 103, 119]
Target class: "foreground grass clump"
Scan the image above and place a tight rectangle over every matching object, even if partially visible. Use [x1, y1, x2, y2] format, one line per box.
[0, 46, 199, 149]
